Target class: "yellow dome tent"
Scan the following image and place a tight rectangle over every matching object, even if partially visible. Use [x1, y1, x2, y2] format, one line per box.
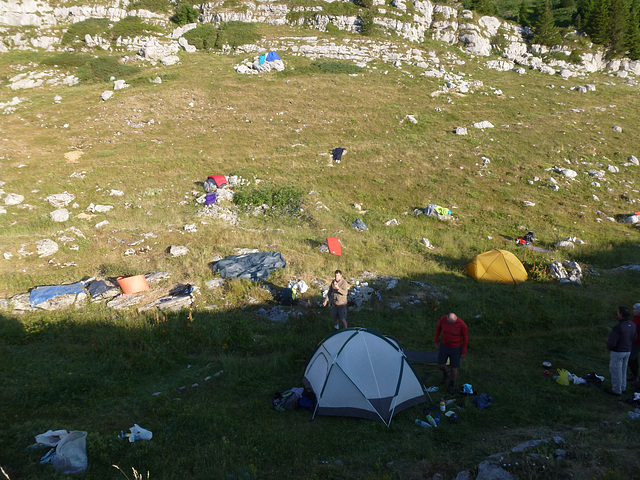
[464, 249, 527, 285]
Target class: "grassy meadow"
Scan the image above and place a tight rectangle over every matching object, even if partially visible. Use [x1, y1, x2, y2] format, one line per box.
[1, 19, 640, 479]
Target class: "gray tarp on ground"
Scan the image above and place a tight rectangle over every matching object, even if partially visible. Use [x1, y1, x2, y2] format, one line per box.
[212, 252, 286, 280]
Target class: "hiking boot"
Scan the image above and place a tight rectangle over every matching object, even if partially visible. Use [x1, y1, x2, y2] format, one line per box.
[448, 382, 455, 394]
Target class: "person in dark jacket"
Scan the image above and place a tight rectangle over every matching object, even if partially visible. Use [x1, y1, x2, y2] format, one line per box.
[606, 306, 637, 395]
[628, 303, 640, 383]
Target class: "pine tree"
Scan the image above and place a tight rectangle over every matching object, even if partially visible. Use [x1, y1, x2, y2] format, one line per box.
[532, 0, 562, 45]
[519, 0, 531, 26]
[608, 0, 628, 57]
[586, 0, 610, 44]
[575, 0, 594, 33]
[472, 0, 498, 15]
[626, 0, 640, 59]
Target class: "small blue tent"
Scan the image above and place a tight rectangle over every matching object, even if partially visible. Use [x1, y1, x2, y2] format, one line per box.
[266, 51, 281, 62]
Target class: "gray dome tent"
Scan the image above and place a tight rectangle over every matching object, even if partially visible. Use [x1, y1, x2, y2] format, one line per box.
[303, 328, 426, 425]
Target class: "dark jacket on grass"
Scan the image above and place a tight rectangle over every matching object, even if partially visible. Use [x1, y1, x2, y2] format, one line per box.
[607, 320, 637, 352]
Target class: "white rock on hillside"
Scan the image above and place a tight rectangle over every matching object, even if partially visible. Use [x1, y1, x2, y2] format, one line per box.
[473, 121, 494, 129]
[50, 208, 69, 222]
[35, 239, 58, 257]
[139, 38, 180, 60]
[4, 193, 24, 205]
[45, 192, 75, 207]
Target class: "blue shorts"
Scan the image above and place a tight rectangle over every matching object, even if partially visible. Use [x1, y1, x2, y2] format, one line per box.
[438, 345, 462, 368]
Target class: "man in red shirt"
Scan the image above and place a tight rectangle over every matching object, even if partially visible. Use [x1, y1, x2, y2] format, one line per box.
[434, 312, 469, 394]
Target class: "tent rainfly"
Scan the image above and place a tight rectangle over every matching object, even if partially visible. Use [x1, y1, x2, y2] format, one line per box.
[464, 249, 527, 285]
[303, 328, 426, 425]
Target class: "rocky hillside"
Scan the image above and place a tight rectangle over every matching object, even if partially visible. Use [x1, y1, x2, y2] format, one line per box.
[1, 0, 639, 79]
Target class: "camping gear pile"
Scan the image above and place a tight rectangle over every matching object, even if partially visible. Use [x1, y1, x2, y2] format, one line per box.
[235, 51, 284, 74]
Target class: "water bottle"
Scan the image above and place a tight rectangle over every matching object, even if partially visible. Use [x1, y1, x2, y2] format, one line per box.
[415, 419, 431, 428]
[426, 414, 437, 428]
[439, 398, 446, 413]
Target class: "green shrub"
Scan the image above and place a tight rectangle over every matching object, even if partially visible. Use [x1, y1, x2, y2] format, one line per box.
[183, 22, 260, 50]
[490, 33, 508, 53]
[127, 0, 172, 13]
[360, 10, 375, 36]
[325, 21, 340, 35]
[76, 55, 140, 83]
[110, 16, 163, 39]
[61, 18, 111, 45]
[215, 21, 261, 49]
[323, 1, 360, 16]
[172, 3, 200, 26]
[183, 24, 218, 50]
[568, 49, 582, 64]
[233, 183, 303, 216]
[40, 52, 92, 68]
[285, 10, 305, 24]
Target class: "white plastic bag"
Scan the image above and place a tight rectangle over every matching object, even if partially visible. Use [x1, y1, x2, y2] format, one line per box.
[35, 429, 69, 447]
[52, 430, 88, 474]
[128, 424, 152, 442]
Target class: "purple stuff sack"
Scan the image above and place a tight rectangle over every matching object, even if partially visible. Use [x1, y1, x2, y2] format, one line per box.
[205, 192, 217, 205]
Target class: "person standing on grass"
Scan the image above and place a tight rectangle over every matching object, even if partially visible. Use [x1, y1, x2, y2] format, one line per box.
[323, 270, 349, 330]
[434, 312, 468, 394]
[606, 306, 637, 396]
[627, 303, 640, 384]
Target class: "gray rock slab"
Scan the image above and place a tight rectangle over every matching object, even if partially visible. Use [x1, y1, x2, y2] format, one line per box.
[454, 471, 473, 480]
[4, 193, 24, 205]
[138, 295, 193, 312]
[255, 306, 290, 322]
[35, 239, 59, 257]
[511, 439, 543, 453]
[36, 292, 87, 311]
[107, 294, 144, 310]
[476, 461, 514, 480]
[169, 245, 189, 257]
[9, 292, 34, 311]
[45, 192, 75, 207]
[50, 208, 69, 222]
[144, 271, 171, 284]
[205, 278, 225, 290]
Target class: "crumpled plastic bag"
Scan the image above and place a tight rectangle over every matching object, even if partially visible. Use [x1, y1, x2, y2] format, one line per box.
[35, 429, 69, 447]
[128, 424, 153, 442]
[569, 373, 587, 385]
[556, 368, 570, 386]
[51, 430, 88, 474]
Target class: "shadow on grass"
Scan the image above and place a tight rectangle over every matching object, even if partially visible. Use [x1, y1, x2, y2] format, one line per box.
[1, 239, 639, 479]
